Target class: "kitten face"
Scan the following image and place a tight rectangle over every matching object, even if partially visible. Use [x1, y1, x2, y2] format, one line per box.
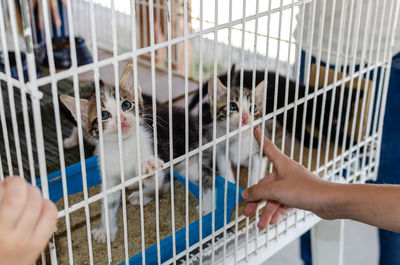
[208, 77, 265, 129]
[60, 63, 144, 142]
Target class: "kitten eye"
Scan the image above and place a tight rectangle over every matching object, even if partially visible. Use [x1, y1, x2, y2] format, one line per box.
[101, 111, 111, 120]
[121, 100, 132, 111]
[230, 102, 238, 111]
[249, 104, 258, 113]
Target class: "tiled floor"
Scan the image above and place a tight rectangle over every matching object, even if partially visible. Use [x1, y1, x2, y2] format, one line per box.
[261, 220, 379, 265]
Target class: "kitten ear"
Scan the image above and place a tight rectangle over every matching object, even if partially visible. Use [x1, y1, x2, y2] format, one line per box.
[120, 63, 143, 104]
[230, 64, 237, 82]
[60, 95, 90, 126]
[254, 80, 266, 107]
[208, 77, 227, 107]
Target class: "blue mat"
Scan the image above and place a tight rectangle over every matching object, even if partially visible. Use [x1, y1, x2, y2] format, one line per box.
[36, 156, 243, 265]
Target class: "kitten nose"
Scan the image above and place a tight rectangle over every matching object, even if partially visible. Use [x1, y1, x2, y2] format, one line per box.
[120, 116, 128, 129]
[242, 113, 249, 125]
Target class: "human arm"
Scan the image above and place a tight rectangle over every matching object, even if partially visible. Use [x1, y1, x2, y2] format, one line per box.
[0, 176, 58, 265]
[242, 126, 400, 232]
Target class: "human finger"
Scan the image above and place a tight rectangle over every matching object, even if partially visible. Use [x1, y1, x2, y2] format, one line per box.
[242, 183, 279, 203]
[243, 173, 275, 216]
[258, 201, 280, 229]
[244, 201, 259, 216]
[269, 205, 290, 225]
[0, 177, 29, 229]
[33, 199, 58, 242]
[16, 185, 44, 235]
[254, 126, 285, 165]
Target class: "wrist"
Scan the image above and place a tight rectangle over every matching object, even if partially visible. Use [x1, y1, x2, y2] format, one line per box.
[313, 182, 347, 220]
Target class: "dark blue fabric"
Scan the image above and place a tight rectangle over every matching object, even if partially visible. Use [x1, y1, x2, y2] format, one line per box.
[374, 54, 400, 265]
[299, 51, 400, 265]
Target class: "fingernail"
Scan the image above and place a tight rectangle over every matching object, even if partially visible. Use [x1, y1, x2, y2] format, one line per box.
[242, 189, 248, 200]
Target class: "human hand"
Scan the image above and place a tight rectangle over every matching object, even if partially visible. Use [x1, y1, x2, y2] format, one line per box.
[0, 176, 58, 265]
[241, 126, 332, 229]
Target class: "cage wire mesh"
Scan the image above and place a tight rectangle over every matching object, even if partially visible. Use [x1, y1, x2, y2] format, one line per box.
[0, 0, 399, 264]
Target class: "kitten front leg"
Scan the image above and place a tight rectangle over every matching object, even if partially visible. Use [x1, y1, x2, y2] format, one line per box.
[63, 126, 79, 148]
[216, 148, 235, 183]
[128, 161, 166, 206]
[141, 157, 164, 175]
[250, 155, 268, 187]
[92, 188, 121, 244]
[200, 167, 214, 215]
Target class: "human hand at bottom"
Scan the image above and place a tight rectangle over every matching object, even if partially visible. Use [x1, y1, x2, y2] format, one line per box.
[0, 176, 58, 265]
[242, 126, 333, 229]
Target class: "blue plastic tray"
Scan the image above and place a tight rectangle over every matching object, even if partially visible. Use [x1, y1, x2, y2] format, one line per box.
[36, 156, 243, 264]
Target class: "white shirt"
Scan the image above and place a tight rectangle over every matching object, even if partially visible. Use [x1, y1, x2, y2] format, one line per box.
[294, 0, 400, 65]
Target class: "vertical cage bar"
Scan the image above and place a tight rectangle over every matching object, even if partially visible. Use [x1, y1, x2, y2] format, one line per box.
[129, 1, 148, 264]
[234, 0, 247, 262]
[166, 0, 177, 263]
[5, 0, 25, 178]
[147, 0, 162, 263]
[262, 0, 272, 247]
[298, 0, 316, 168]
[211, 0, 219, 263]
[0, 1, 15, 176]
[110, 0, 131, 263]
[197, 0, 204, 263]
[307, 0, 326, 170]
[246, 0, 260, 259]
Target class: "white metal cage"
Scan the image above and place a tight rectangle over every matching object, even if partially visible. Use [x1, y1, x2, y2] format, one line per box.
[0, 0, 399, 264]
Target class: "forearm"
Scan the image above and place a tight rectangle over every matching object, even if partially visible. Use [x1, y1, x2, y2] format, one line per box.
[322, 183, 400, 232]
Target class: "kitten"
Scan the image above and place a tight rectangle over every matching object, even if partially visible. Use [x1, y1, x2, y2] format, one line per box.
[201, 66, 362, 184]
[192, 65, 361, 151]
[60, 63, 213, 244]
[60, 64, 166, 244]
[205, 76, 268, 186]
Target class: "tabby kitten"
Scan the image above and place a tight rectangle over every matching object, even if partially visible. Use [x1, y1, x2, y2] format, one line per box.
[60, 64, 166, 244]
[205, 76, 268, 185]
[198, 66, 362, 184]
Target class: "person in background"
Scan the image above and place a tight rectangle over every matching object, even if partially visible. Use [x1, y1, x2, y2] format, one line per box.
[293, 1, 400, 264]
[0, 176, 58, 265]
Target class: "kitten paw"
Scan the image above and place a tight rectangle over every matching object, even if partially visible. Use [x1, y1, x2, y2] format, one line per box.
[141, 158, 164, 175]
[63, 137, 78, 149]
[92, 226, 117, 244]
[128, 191, 154, 206]
[195, 204, 213, 216]
[128, 191, 140, 206]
